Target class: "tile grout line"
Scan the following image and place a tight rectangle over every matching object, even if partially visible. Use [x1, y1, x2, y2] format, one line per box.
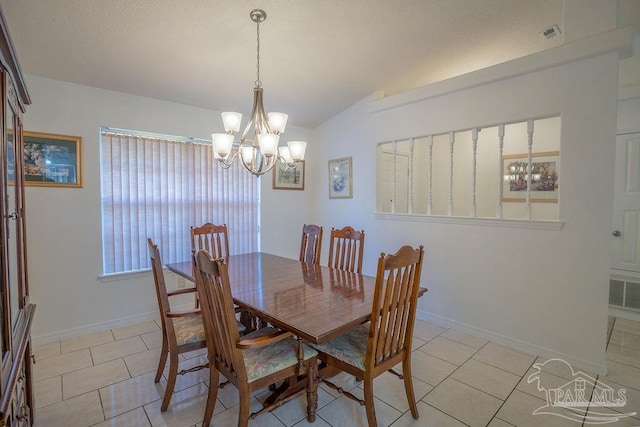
[493, 417, 517, 426]
[442, 377, 503, 425]
[52, 333, 150, 424]
[461, 341, 536, 383]
[416, 338, 488, 425]
[95, 378, 108, 426]
[581, 373, 601, 427]
[606, 316, 616, 351]
[605, 356, 640, 375]
[483, 357, 537, 426]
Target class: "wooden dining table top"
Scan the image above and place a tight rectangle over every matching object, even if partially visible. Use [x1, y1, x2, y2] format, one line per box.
[166, 252, 425, 345]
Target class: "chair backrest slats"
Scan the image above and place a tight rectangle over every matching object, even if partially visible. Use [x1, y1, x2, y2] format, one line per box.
[367, 245, 424, 370]
[387, 264, 414, 358]
[191, 223, 230, 259]
[194, 249, 247, 382]
[299, 224, 323, 264]
[328, 226, 365, 273]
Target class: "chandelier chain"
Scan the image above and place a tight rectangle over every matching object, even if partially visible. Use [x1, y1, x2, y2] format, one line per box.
[255, 19, 261, 88]
[213, 9, 306, 177]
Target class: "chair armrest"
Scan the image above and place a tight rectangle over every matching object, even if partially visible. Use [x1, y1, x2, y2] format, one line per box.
[167, 287, 197, 297]
[166, 308, 201, 318]
[236, 330, 293, 349]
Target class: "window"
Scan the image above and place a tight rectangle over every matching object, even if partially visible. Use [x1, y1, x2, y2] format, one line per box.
[376, 116, 561, 222]
[100, 128, 258, 275]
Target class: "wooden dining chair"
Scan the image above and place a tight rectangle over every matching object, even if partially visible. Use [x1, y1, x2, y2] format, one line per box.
[191, 221, 263, 329]
[147, 238, 208, 412]
[312, 245, 425, 427]
[299, 224, 323, 264]
[193, 249, 319, 427]
[327, 225, 365, 273]
[189, 222, 229, 309]
[190, 222, 230, 259]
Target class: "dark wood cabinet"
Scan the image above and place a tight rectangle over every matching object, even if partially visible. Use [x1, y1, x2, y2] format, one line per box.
[0, 6, 33, 427]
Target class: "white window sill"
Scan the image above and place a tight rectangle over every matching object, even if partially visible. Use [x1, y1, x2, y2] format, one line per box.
[374, 212, 564, 230]
[98, 268, 152, 282]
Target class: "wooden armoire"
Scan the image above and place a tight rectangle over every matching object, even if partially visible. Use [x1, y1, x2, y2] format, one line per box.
[0, 5, 35, 427]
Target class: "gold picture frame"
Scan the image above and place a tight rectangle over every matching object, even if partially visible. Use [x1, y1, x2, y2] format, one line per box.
[502, 151, 559, 203]
[272, 160, 304, 190]
[21, 131, 82, 188]
[329, 157, 353, 199]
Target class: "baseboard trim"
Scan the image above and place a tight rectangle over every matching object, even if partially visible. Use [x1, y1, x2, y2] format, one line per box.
[31, 311, 158, 345]
[609, 306, 640, 322]
[416, 309, 607, 375]
[31, 310, 158, 346]
[31, 300, 201, 346]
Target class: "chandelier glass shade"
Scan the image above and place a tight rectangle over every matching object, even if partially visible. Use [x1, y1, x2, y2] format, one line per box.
[211, 9, 307, 177]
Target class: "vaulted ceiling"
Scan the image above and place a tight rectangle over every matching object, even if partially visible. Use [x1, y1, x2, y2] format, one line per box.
[1, 0, 638, 129]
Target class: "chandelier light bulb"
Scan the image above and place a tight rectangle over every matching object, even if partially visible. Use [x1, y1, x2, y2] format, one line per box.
[258, 134, 279, 156]
[268, 113, 288, 134]
[288, 141, 307, 161]
[211, 133, 234, 156]
[278, 146, 293, 164]
[241, 145, 255, 164]
[221, 112, 242, 134]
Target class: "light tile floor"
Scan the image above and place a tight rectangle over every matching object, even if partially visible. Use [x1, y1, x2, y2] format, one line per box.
[32, 317, 640, 426]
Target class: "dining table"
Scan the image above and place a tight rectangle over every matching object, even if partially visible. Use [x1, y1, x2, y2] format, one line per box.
[166, 251, 388, 344]
[165, 251, 426, 421]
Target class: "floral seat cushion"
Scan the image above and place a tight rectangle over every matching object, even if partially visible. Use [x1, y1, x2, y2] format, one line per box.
[173, 315, 246, 346]
[310, 325, 369, 371]
[242, 327, 318, 383]
[173, 314, 247, 345]
[173, 314, 206, 346]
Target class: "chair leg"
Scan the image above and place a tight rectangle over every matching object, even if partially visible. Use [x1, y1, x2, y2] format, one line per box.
[238, 392, 250, 427]
[155, 335, 168, 383]
[363, 378, 377, 427]
[161, 353, 179, 411]
[306, 360, 318, 422]
[402, 358, 419, 419]
[202, 367, 219, 427]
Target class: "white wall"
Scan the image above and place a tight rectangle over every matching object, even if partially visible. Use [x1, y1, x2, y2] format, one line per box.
[260, 136, 319, 259]
[23, 75, 313, 342]
[306, 49, 619, 372]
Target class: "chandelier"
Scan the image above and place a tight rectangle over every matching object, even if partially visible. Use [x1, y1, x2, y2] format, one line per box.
[211, 9, 307, 177]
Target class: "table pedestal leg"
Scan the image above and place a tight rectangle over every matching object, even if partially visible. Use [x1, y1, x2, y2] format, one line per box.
[296, 337, 305, 373]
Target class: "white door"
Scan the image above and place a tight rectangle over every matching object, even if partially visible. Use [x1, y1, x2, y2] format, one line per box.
[394, 154, 409, 214]
[611, 132, 640, 272]
[377, 151, 393, 213]
[377, 151, 409, 213]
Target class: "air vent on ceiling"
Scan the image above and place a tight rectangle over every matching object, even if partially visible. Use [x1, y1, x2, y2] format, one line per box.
[541, 25, 561, 40]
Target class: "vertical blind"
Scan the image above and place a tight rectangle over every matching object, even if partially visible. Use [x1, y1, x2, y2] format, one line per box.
[100, 129, 259, 275]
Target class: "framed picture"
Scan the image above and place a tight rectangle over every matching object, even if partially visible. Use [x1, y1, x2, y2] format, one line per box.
[329, 157, 353, 199]
[272, 160, 304, 190]
[502, 151, 559, 203]
[21, 131, 82, 188]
